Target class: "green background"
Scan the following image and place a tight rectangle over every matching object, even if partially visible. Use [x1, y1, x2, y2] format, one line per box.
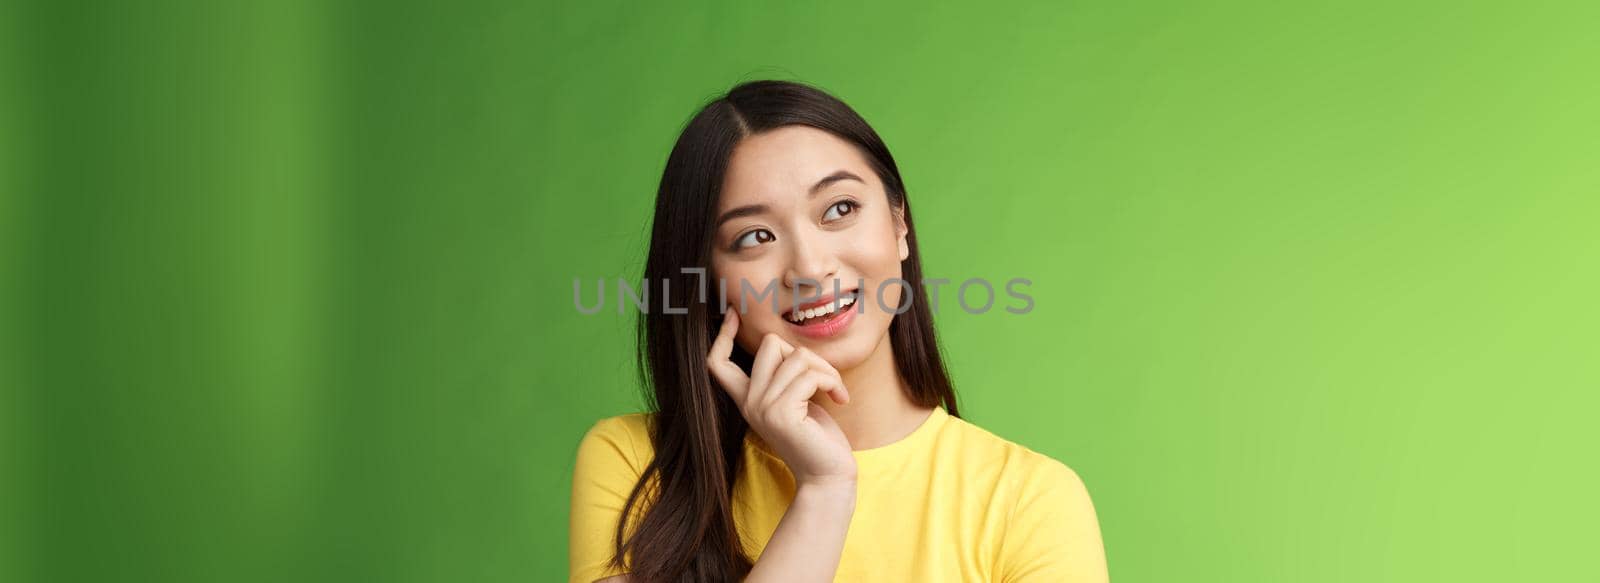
[5, 1, 1597, 581]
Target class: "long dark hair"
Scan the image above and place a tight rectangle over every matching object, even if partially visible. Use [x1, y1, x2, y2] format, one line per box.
[615, 80, 959, 582]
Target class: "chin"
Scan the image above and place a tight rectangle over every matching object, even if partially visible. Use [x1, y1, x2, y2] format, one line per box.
[796, 317, 890, 372]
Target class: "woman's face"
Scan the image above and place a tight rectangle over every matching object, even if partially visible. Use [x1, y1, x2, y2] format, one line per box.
[710, 125, 909, 371]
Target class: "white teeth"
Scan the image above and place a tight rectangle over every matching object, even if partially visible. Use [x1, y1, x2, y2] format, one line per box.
[788, 293, 857, 323]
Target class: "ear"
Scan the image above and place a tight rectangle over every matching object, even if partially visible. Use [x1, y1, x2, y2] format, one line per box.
[894, 203, 910, 262]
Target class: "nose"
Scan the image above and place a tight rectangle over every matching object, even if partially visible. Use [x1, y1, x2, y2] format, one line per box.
[781, 228, 838, 294]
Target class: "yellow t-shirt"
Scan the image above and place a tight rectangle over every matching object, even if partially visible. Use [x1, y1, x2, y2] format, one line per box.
[569, 407, 1108, 582]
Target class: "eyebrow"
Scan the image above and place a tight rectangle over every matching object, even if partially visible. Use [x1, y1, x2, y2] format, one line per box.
[715, 170, 866, 228]
[809, 170, 864, 196]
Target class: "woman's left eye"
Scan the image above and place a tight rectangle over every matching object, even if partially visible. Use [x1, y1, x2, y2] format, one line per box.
[822, 200, 858, 221]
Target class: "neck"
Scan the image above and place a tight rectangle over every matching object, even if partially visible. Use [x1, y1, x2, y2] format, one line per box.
[817, 332, 936, 451]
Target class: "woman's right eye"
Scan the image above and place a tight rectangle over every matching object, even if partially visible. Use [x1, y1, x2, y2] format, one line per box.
[733, 229, 776, 250]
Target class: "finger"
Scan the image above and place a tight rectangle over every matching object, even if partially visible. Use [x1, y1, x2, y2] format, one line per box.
[778, 348, 847, 404]
[798, 370, 849, 407]
[784, 348, 845, 386]
[761, 349, 818, 410]
[809, 401, 846, 438]
[705, 310, 748, 402]
[745, 334, 793, 410]
[709, 308, 739, 361]
[772, 370, 849, 411]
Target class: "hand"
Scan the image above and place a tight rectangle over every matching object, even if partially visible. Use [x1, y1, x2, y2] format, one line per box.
[706, 310, 857, 486]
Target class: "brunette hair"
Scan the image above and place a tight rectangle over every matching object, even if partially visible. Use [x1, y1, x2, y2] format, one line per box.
[615, 79, 958, 582]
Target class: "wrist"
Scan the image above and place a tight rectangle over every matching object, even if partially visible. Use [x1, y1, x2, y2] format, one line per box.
[795, 476, 858, 502]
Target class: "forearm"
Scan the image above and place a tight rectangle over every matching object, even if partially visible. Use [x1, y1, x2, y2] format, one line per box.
[744, 480, 856, 582]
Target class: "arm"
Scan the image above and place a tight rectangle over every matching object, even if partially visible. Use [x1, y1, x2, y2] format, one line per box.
[588, 477, 857, 583]
[706, 311, 858, 582]
[585, 479, 855, 583]
[743, 477, 855, 581]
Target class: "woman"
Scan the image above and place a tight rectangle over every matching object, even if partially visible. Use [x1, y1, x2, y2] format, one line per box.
[569, 80, 1107, 582]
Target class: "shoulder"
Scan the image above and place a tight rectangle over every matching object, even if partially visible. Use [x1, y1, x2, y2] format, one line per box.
[941, 414, 1092, 501]
[569, 414, 657, 583]
[574, 412, 656, 476]
[945, 418, 1107, 580]
[582, 412, 653, 443]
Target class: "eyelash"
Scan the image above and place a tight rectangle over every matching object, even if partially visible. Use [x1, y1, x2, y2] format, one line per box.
[728, 199, 862, 251]
[823, 199, 860, 221]
[731, 228, 775, 251]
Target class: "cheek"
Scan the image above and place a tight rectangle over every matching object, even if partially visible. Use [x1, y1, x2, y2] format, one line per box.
[845, 219, 905, 280]
[837, 223, 907, 322]
[712, 260, 764, 306]
[712, 262, 787, 344]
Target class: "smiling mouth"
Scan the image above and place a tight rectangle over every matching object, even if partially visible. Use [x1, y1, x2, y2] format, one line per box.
[784, 290, 860, 325]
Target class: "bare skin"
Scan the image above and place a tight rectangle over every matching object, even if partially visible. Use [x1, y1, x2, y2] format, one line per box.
[596, 126, 933, 582]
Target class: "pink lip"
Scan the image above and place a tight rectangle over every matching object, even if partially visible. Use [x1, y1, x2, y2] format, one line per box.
[787, 297, 859, 339]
